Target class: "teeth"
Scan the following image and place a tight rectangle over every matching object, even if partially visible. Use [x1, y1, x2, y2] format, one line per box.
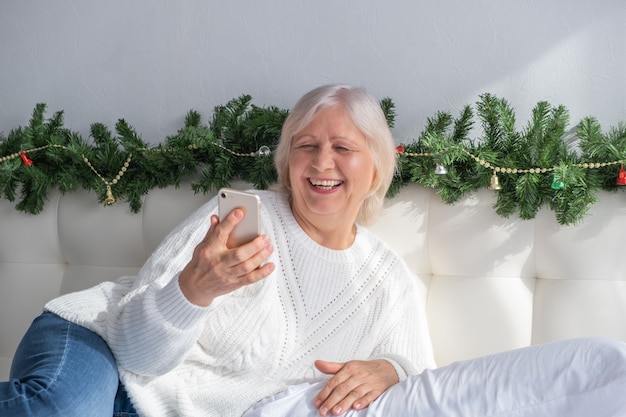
[310, 179, 343, 189]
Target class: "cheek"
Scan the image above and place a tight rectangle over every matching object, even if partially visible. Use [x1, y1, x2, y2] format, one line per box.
[349, 155, 376, 184]
[359, 161, 378, 196]
[287, 153, 306, 183]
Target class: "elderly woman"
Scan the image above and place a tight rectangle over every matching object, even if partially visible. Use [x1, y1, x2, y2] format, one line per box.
[0, 85, 435, 416]
[2, 85, 625, 417]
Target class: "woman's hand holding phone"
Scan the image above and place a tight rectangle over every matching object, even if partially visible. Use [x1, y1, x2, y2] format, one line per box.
[178, 190, 275, 307]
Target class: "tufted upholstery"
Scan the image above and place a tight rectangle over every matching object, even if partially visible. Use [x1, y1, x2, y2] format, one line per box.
[1, 182, 625, 380]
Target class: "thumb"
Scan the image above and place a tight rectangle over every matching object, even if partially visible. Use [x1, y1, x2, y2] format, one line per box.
[314, 359, 344, 375]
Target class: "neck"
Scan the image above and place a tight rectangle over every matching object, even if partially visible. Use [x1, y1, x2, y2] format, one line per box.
[291, 208, 357, 250]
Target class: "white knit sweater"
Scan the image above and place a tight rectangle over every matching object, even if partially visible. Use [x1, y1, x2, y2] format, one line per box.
[45, 190, 435, 417]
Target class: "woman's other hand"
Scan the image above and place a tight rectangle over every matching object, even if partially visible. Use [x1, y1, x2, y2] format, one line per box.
[178, 208, 275, 307]
[313, 359, 398, 416]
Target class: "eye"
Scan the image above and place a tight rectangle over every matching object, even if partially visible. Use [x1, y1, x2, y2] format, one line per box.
[297, 143, 317, 150]
[334, 145, 352, 152]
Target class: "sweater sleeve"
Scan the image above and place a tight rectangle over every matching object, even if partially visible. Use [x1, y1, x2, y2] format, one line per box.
[370, 260, 436, 377]
[104, 197, 219, 376]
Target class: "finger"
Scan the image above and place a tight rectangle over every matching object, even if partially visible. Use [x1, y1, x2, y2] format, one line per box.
[238, 260, 275, 286]
[352, 389, 383, 411]
[199, 210, 240, 248]
[317, 376, 364, 416]
[314, 362, 351, 415]
[314, 360, 345, 407]
[316, 360, 397, 415]
[224, 234, 272, 268]
[315, 360, 344, 375]
[224, 236, 275, 280]
[199, 214, 220, 244]
[213, 208, 245, 246]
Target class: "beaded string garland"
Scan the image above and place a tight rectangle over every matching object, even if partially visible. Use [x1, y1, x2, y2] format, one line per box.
[5, 142, 623, 208]
[1, 143, 274, 206]
[1, 94, 625, 225]
[395, 145, 626, 190]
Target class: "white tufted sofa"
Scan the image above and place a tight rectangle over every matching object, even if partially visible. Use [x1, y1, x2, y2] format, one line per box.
[1, 182, 626, 381]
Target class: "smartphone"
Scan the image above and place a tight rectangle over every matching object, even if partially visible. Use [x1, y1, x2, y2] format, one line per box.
[218, 188, 261, 247]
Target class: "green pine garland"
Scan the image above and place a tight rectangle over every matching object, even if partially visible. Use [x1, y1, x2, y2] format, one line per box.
[1, 93, 625, 225]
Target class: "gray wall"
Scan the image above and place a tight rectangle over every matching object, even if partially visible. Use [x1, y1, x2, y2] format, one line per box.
[1, 1, 624, 144]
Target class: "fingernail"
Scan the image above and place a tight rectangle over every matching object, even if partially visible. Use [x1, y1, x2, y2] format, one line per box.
[333, 406, 342, 415]
[233, 209, 243, 219]
[320, 406, 328, 415]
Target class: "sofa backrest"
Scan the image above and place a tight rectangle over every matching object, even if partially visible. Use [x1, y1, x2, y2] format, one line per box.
[1, 182, 625, 379]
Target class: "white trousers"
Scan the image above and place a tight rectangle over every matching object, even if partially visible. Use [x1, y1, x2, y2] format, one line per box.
[243, 338, 626, 417]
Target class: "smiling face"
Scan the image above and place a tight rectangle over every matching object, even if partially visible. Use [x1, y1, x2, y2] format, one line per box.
[288, 106, 376, 245]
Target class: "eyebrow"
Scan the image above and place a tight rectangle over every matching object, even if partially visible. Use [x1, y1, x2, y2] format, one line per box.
[295, 133, 360, 142]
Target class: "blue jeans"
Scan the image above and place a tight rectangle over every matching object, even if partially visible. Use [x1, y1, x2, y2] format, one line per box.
[0, 312, 138, 417]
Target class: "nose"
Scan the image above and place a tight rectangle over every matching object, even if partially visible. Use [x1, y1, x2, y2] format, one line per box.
[311, 145, 335, 171]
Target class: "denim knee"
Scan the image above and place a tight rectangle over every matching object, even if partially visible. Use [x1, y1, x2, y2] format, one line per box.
[0, 312, 119, 417]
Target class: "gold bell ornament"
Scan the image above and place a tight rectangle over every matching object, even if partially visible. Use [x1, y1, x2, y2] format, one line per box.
[104, 185, 116, 205]
[489, 172, 502, 190]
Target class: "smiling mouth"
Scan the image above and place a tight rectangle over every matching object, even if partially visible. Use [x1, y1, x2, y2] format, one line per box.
[309, 179, 344, 191]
